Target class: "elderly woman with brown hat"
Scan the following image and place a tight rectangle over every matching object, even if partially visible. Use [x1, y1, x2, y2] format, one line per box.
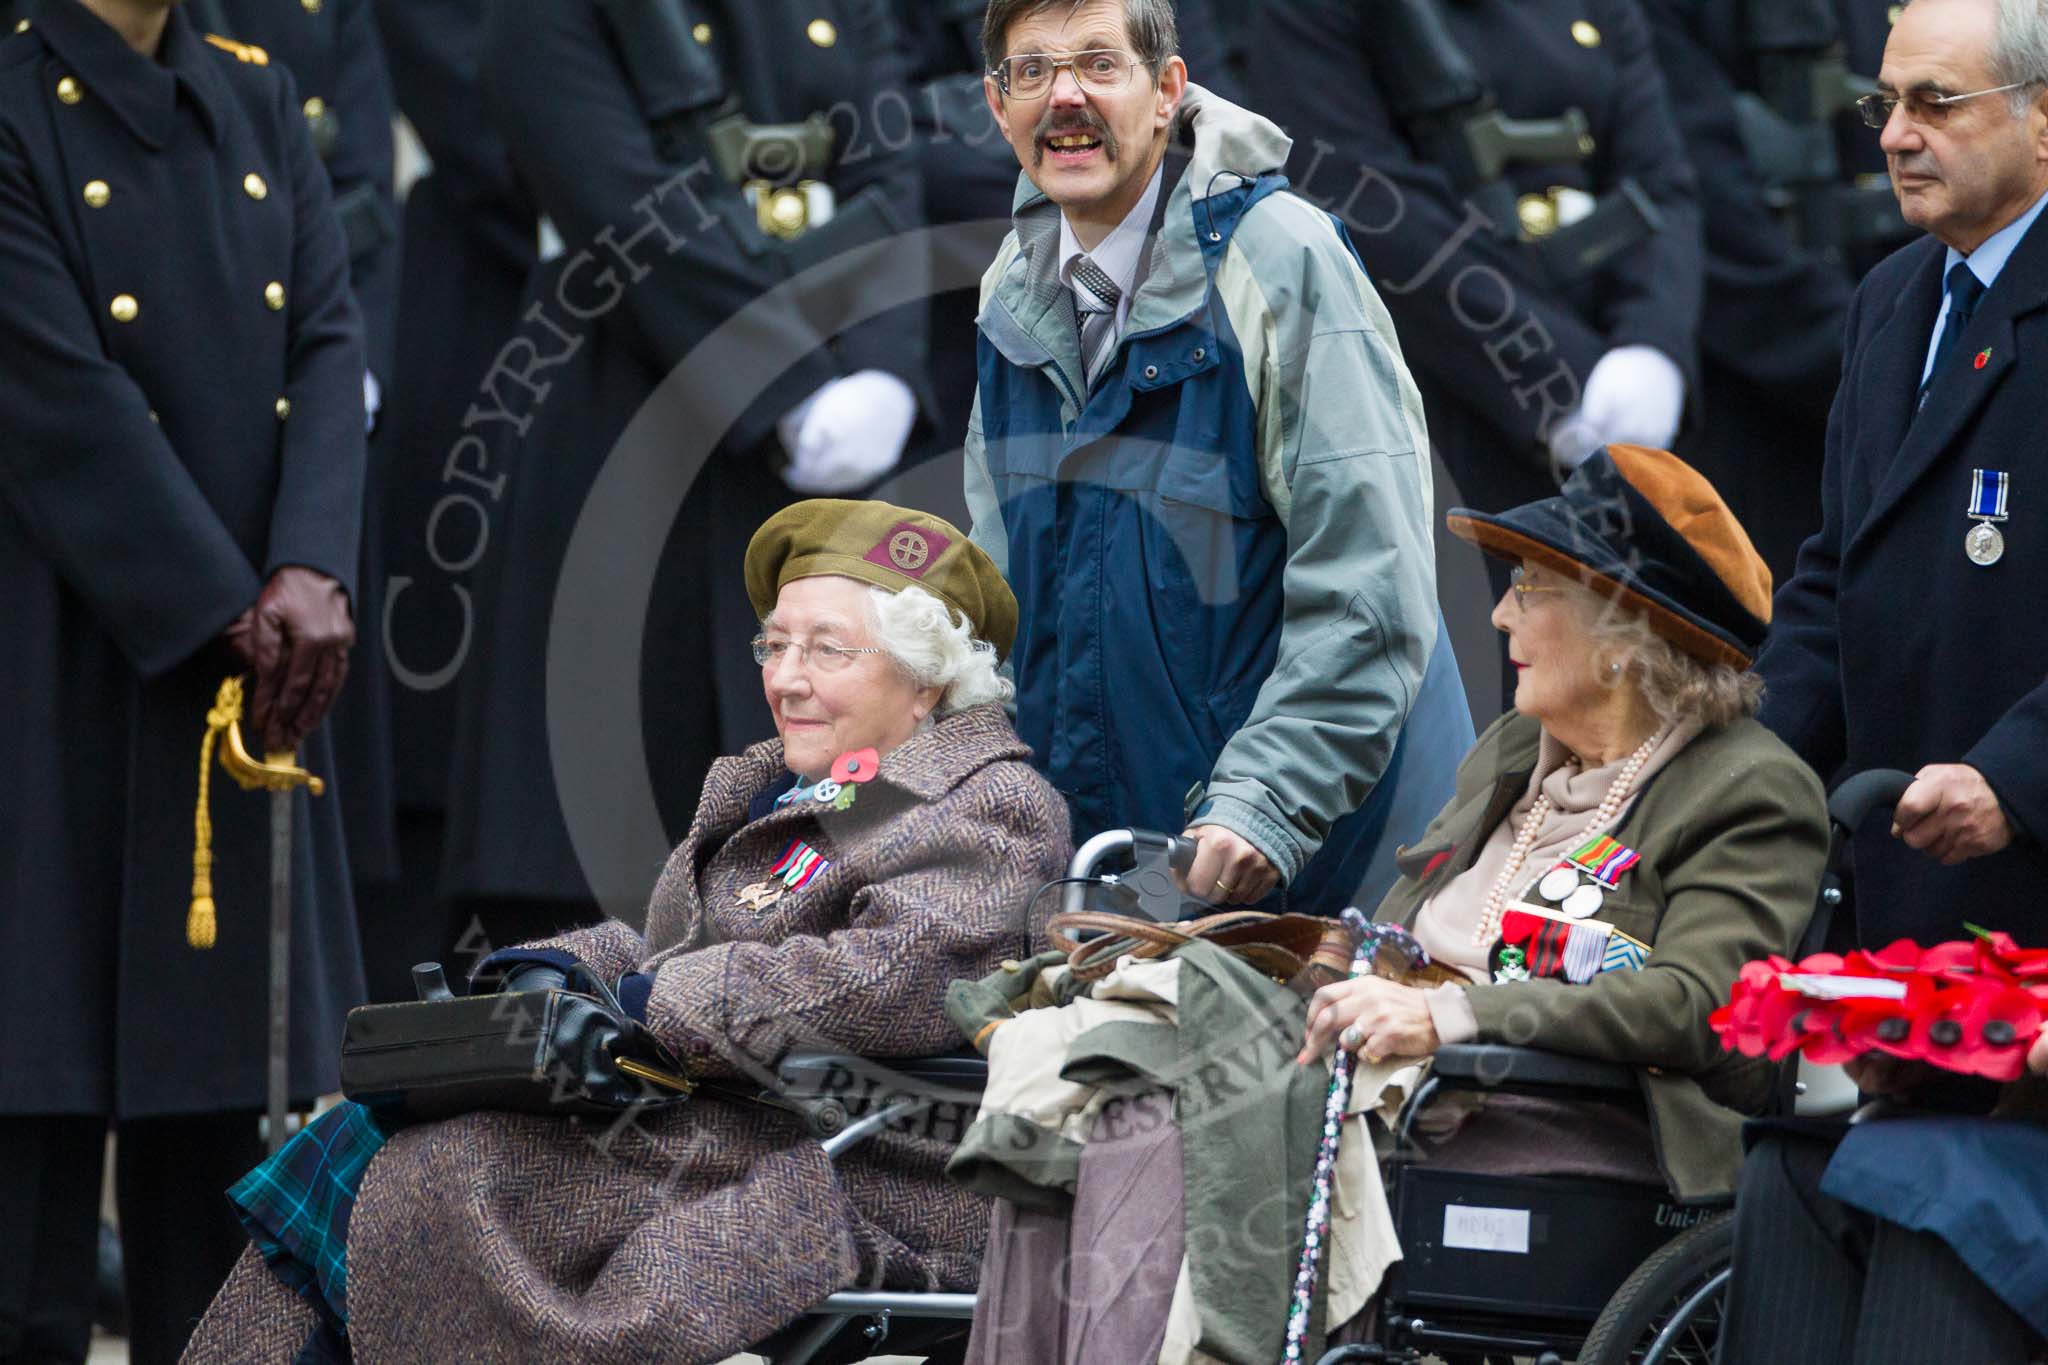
[183, 501, 1070, 1364]
[1302, 445, 1830, 1204]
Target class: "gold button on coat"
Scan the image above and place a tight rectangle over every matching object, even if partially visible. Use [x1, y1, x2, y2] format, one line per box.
[807, 18, 837, 46]
[275, 397, 293, 420]
[692, 22, 711, 43]
[110, 294, 138, 323]
[302, 0, 322, 12]
[304, 96, 326, 119]
[265, 282, 286, 311]
[1572, 20, 1601, 47]
[244, 172, 268, 200]
[56, 76, 81, 104]
[83, 180, 110, 208]
[13, 18, 28, 33]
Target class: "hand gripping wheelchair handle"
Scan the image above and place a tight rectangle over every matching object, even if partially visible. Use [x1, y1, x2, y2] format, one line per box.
[1827, 769, 1915, 834]
[1061, 828, 1201, 920]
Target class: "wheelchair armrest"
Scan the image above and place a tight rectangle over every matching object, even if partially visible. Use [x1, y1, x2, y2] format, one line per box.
[762, 1051, 989, 1149]
[774, 1050, 989, 1099]
[1428, 1043, 1639, 1095]
[1393, 1044, 1641, 1156]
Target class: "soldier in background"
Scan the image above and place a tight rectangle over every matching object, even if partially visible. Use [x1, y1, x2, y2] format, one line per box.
[3, 0, 401, 912]
[440, 0, 931, 948]
[1248, 0, 1705, 703]
[365, 0, 538, 1000]
[0, 1, 367, 1359]
[187, 0, 407, 932]
[1644, 0, 1909, 581]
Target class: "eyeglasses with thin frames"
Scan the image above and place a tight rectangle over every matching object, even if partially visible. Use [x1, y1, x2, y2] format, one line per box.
[751, 636, 887, 672]
[1509, 565, 1566, 612]
[990, 49, 1144, 100]
[1856, 81, 2034, 129]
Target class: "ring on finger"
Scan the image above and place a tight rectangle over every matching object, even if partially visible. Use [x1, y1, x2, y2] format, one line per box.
[1214, 877, 1234, 894]
[1338, 1024, 1364, 1051]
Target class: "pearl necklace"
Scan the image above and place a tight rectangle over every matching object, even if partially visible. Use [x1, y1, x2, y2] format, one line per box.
[1471, 726, 1669, 948]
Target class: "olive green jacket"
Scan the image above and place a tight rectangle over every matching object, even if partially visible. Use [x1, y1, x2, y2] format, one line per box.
[1375, 711, 1829, 1201]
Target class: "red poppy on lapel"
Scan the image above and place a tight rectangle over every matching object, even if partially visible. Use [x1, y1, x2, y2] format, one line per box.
[830, 748, 880, 785]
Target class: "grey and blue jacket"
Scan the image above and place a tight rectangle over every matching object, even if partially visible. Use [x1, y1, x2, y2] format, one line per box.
[964, 85, 1474, 913]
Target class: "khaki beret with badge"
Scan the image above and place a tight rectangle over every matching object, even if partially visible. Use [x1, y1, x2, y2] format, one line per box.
[745, 500, 1018, 660]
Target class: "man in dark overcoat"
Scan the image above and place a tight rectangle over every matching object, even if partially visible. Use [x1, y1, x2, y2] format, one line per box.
[1725, 0, 2048, 1356]
[440, 0, 931, 947]
[1246, 0, 1704, 699]
[0, 1, 367, 1360]
[362, 0, 538, 1000]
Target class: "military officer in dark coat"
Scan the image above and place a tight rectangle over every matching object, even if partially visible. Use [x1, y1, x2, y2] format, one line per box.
[0, 1, 368, 1361]
[1246, 0, 1705, 699]
[1641, 0, 1912, 581]
[441, 0, 931, 948]
[1726, 0, 2048, 1355]
[362, 0, 537, 1001]
[193, 0, 405, 902]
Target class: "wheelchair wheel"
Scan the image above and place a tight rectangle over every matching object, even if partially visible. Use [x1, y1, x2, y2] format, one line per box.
[1576, 1210, 1733, 1365]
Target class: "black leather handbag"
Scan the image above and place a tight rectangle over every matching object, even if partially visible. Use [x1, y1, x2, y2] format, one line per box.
[339, 962, 696, 1121]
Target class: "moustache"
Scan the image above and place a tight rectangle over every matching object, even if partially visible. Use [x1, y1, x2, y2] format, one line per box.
[1032, 110, 1119, 165]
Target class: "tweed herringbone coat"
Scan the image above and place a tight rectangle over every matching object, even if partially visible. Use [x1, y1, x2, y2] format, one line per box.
[184, 704, 1069, 1363]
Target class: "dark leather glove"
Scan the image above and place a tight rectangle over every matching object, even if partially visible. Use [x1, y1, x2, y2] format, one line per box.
[246, 566, 354, 754]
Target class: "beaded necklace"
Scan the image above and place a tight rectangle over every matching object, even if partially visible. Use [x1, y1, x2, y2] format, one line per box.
[1469, 725, 1668, 949]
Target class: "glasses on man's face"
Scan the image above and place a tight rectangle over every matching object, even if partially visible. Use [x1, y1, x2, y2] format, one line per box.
[751, 635, 887, 672]
[1509, 565, 1566, 612]
[1856, 81, 2032, 129]
[991, 49, 1143, 100]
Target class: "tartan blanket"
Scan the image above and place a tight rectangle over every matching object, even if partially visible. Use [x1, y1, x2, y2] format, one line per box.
[228, 1101, 391, 1328]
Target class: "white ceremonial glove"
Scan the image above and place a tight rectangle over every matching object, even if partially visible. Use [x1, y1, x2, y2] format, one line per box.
[777, 370, 918, 494]
[1549, 345, 1687, 469]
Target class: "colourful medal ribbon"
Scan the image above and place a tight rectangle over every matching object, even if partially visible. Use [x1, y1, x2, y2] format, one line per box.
[769, 838, 830, 890]
[1567, 833, 1640, 888]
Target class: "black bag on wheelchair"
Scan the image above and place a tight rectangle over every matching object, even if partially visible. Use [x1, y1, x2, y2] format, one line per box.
[339, 962, 695, 1121]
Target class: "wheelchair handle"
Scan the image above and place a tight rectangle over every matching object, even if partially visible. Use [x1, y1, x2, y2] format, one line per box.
[1827, 769, 1915, 833]
[1061, 828, 1199, 919]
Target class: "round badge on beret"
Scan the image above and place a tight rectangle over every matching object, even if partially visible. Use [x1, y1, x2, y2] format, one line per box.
[744, 499, 1019, 660]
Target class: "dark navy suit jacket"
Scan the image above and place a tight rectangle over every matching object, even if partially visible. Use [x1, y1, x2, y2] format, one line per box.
[1758, 208, 2048, 949]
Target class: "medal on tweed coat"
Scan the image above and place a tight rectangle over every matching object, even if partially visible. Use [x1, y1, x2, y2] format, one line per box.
[739, 749, 880, 906]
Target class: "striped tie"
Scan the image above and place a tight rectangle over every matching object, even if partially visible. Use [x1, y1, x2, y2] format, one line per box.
[1070, 254, 1122, 387]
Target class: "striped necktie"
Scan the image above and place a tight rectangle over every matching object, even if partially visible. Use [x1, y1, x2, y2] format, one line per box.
[1070, 254, 1123, 387]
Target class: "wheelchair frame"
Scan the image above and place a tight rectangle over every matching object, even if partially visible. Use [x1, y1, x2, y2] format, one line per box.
[758, 776, 1908, 1364]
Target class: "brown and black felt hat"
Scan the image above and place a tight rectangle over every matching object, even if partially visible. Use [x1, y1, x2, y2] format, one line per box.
[1446, 444, 1773, 669]
[745, 499, 1018, 660]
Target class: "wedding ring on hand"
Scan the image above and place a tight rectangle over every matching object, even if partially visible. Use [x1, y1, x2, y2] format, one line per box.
[1213, 878, 1234, 894]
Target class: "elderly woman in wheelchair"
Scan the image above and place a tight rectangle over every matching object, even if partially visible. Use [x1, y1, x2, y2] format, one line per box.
[955, 448, 1831, 1364]
[183, 501, 1070, 1364]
